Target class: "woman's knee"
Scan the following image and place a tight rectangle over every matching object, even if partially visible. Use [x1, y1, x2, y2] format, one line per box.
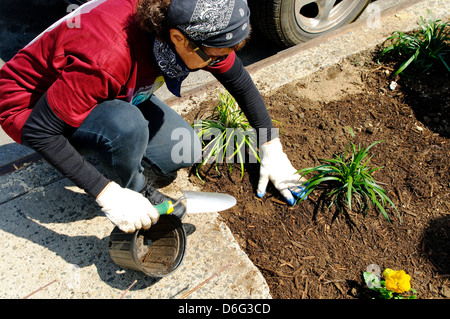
[72, 100, 149, 160]
[95, 100, 149, 146]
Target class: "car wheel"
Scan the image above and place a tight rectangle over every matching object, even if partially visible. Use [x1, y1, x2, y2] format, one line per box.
[249, 0, 371, 48]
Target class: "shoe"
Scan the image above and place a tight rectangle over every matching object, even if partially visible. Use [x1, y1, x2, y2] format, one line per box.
[142, 158, 177, 189]
[183, 223, 196, 236]
[140, 182, 187, 220]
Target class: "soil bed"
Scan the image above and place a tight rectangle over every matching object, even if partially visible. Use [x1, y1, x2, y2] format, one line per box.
[186, 49, 449, 299]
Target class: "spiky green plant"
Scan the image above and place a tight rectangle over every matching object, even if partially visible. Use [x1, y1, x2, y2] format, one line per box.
[193, 91, 259, 180]
[380, 10, 449, 75]
[296, 129, 400, 223]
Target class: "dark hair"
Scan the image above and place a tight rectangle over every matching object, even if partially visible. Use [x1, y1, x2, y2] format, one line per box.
[135, 0, 172, 41]
[135, 0, 251, 50]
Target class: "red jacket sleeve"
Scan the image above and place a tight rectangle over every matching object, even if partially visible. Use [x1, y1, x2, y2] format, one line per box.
[204, 51, 236, 75]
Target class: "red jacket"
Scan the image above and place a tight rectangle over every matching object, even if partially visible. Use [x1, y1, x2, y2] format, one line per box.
[0, 0, 234, 144]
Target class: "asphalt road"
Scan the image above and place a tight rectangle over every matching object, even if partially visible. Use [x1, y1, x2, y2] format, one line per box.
[0, 0, 407, 64]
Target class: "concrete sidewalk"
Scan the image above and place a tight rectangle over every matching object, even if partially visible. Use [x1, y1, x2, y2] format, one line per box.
[0, 158, 270, 298]
[0, 0, 448, 299]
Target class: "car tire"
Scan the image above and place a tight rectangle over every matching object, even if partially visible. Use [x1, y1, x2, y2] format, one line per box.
[249, 0, 371, 48]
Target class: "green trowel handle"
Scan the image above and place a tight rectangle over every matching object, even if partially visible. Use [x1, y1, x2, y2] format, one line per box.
[155, 201, 174, 215]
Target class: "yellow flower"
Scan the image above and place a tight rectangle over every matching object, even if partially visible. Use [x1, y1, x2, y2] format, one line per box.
[383, 269, 411, 294]
[382, 268, 394, 276]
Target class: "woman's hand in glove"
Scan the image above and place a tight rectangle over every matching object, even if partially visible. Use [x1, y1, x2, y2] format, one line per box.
[257, 138, 308, 205]
[96, 182, 159, 233]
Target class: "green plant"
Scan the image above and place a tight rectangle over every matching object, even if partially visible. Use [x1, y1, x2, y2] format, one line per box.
[380, 10, 450, 75]
[193, 91, 259, 180]
[296, 129, 400, 223]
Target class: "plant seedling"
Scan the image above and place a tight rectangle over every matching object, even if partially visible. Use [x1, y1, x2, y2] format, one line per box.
[296, 128, 400, 223]
[193, 91, 259, 180]
[380, 10, 449, 75]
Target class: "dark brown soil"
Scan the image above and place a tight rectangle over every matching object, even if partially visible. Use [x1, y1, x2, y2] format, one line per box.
[186, 48, 450, 299]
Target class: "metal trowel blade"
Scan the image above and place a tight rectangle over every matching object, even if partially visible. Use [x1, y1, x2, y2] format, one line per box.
[182, 191, 237, 214]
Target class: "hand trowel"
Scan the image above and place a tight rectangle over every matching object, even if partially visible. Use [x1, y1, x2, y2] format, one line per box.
[155, 191, 236, 215]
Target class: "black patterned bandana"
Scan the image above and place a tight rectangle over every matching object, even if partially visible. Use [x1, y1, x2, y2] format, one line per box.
[152, 37, 190, 97]
[167, 0, 251, 48]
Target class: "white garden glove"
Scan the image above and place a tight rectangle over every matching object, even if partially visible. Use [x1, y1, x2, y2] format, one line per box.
[257, 138, 308, 205]
[96, 182, 159, 233]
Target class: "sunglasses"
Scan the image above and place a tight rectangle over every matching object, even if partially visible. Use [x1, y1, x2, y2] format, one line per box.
[186, 37, 228, 66]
